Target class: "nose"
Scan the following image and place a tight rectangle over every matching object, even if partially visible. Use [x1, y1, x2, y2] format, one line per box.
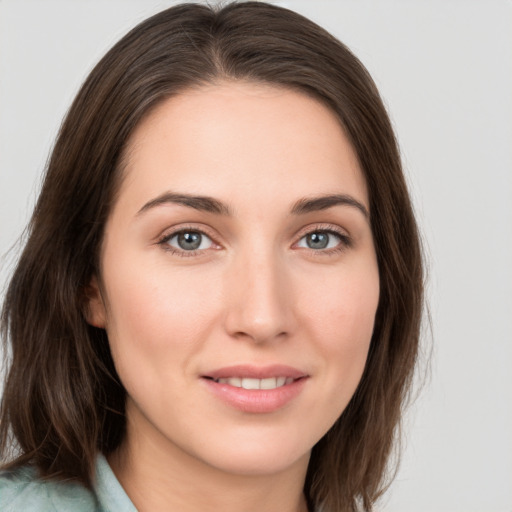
[223, 248, 295, 344]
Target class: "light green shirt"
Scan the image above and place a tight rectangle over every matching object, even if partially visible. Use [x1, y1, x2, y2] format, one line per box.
[0, 454, 137, 511]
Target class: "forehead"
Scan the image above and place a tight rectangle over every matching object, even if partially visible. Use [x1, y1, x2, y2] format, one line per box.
[118, 80, 368, 211]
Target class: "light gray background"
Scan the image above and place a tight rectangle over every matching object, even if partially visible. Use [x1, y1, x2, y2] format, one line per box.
[1, 1, 511, 511]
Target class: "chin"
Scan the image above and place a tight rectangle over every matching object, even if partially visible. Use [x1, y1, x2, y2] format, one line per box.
[208, 450, 310, 477]
[188, 427, 315, 477]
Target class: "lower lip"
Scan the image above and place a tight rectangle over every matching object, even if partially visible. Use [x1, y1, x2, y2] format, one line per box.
[202, 378, 307, 413]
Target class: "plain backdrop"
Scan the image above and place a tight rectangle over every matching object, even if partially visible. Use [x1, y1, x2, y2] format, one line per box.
[1, 1, 511, 511]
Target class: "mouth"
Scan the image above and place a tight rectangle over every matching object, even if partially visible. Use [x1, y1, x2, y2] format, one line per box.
[201, 365, 308, 413]
[204, 376, 298, 390]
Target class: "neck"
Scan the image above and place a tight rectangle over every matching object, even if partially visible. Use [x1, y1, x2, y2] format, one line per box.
[108, 406, 311, 512]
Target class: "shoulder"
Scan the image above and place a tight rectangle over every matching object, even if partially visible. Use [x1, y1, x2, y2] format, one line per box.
[0, 465, 98, 512]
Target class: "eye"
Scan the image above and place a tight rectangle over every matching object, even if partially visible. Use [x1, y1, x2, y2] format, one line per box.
[163, 230, 214, 252]
[296, 230, 346, 251]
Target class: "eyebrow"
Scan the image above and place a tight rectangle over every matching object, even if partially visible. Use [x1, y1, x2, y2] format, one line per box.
[137, 191, 369, 219]
[290, 194, 369, 219]
[137, 192, 232, 216]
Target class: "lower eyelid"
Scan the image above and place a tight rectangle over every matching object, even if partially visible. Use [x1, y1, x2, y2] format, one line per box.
[296, 229, 351, 249]
[158, 228, 217, 252]
[157, 226, 351, 256]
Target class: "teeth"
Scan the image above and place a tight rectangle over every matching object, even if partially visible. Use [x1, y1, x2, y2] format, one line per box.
[218, 377, 241, 387]
[242, 378, 260, 390]
[215, 377, 294, 389]
[260, 377, 277, 389]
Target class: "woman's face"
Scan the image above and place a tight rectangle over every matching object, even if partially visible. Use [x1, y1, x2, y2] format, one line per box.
[88, 81, 379, 476]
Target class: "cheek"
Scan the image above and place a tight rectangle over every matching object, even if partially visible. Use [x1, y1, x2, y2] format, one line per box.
[301, 263, 379, 415]
[105, 259, 218, 336]
[101, 262, 217, 388]
[304, 259, 379, 347]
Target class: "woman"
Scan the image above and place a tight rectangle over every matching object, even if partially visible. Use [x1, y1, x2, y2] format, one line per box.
[0, 2, 423, 511]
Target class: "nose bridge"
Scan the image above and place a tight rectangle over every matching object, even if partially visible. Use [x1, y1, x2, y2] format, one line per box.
[223, 242, 293, 343]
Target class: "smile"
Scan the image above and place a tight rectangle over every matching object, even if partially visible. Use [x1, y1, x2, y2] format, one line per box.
[212, 377, 295, 389]
[202, 365, 308, 413]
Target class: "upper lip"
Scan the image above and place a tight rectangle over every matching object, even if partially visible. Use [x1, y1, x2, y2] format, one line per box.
[203, 364, 307, 380]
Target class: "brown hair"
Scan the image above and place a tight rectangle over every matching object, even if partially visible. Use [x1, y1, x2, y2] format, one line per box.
[0, 2, 423, 511]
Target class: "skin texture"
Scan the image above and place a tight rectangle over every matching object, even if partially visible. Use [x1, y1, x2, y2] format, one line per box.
[87, 81, 380, 512]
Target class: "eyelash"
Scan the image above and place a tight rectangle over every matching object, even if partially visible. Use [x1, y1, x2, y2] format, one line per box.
[296, 224, 353, 256]
[157, 224, 217, 258]
[157, 223, 352, 258]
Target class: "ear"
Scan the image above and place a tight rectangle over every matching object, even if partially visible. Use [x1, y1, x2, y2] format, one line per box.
[83, 275, 107, 328]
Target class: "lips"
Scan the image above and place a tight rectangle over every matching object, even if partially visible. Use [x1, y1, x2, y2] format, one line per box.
[201, 365, 308, 413]
[204, 364, 306, 381]
[212, 376, 294, 389]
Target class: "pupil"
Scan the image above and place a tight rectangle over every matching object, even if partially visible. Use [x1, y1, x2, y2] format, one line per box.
[307, 232, 329, 249]
[178, 232, 201, 250]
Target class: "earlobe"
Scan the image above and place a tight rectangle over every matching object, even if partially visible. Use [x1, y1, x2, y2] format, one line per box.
[84, 275, 107, 328]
